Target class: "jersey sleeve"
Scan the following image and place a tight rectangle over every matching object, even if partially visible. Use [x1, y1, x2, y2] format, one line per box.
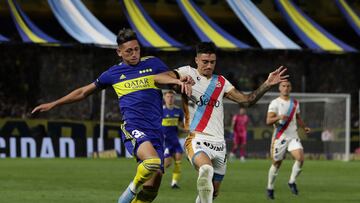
[175, 66, 192, 77]
[151, 57, 169, 74]
[94, 70, 112, 89]
[223, 77, 235, 93]
[268, 100, 278, 114]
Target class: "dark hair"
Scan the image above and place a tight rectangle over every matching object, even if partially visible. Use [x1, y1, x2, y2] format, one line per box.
[116, 28, 138, 46]
[164, 90, 175, 95]
[196, 42, 217, 55]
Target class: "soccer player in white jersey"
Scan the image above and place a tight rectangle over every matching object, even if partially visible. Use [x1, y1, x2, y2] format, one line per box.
[174, 42, 288, 203]
[266, 81, 311, 200]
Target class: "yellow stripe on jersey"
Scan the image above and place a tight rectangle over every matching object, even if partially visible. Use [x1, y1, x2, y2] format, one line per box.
[162, 118, 179, 126]
[112, 75, 158, 98]
[140, 56, 154, 61]
[120, 122, 136, 147]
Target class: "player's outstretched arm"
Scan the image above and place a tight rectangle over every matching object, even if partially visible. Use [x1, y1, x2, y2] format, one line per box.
[31, 83, 97, 114]
[154, 71, 194, 96]
[296, 113, 311, 133]
[225, 66, 288, 107]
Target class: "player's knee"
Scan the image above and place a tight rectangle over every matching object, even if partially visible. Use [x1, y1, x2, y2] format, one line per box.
[142, 158, 161, 172]
[198, 164, 213, 179]
[197, 165, 214, 190]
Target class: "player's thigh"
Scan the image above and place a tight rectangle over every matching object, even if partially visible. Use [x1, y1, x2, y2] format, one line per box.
[184, 133, 212, 169]
[212, 150, 227, 179]
[288, 138, 304, 162]
[233, 133, 241, 145]
[137, 141, 159, 160]
[271, 138, 288, 162]
[193, 151, 212, 170]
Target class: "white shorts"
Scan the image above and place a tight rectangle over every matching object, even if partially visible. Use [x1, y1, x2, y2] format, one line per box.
[184, 133, 227, 176]
[271, 137, 303, 161]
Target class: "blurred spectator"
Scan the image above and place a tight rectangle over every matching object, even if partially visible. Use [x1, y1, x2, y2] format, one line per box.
[321, 128, 334, 160]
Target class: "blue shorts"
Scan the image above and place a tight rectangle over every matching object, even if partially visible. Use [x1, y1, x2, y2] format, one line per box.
[164, 136, 183, 158]
[121, 124, 164, 170]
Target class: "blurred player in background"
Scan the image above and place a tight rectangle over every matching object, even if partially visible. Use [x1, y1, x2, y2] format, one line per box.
[176, 42, 288, 203]
[266, 81, 311, 200]
[229, 107, 249, 161]
[32, 28, 193, 203]
[162, 90, 185, 189]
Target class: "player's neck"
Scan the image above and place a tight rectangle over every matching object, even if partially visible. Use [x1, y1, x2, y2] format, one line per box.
[166, 104, 174, 109]
[197, 69, 213, 79]
[280, 95, 290, 100]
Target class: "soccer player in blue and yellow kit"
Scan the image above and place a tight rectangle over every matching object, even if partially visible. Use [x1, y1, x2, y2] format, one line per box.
[162, 90, 185, 188]
[31, 28, 193, 203]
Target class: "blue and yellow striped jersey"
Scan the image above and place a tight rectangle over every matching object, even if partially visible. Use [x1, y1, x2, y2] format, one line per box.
[162, 106, 184, 139]
[95, 56, 168, 130]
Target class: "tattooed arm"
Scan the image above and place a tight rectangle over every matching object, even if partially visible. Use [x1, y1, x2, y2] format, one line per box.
[225, 66, 289, 107]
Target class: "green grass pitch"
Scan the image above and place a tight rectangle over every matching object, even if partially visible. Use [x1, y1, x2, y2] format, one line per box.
[0, 158, 359, 203]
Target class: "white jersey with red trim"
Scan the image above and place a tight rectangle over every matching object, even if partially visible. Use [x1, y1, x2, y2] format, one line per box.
[268, 97, 300, 139]
[176, 66, 234, 140]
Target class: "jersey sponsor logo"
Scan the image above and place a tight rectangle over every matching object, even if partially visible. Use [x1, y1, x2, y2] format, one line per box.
[196, 95, 220, 107]
[112, 75, 158, 98]
[203, 141, 224, 152]
[124, 78, 150, 88]
[162, 118, 179, 126]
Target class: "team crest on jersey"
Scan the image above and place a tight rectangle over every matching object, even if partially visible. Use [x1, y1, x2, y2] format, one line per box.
[196, 76, 201, 81]
[216, 81, 222, 88]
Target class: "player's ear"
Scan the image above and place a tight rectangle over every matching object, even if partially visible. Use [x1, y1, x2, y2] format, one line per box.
[116, 47, 122, 58]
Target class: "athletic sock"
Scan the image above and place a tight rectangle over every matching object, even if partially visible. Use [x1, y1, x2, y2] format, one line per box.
[267, 164, 279, 189]
[171, 160, 181, 185]
[289, 161, 302, 184]
[197, 164, 214, 203]
[131, 158, 161, 193]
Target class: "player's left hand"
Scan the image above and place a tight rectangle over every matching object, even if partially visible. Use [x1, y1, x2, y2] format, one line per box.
[265, 66, 289, 86]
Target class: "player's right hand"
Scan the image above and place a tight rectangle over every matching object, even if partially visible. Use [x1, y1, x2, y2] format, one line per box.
[31, 102, 56, 114]
[279, 114, 288, 121]
[179, 82, 192, 97]
[180, 75, 195, 86]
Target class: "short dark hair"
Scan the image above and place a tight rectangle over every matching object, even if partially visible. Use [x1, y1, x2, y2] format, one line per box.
[116, 28, 138, 46]
[164, 90, 175, 95]
[196, 42, 217, 55]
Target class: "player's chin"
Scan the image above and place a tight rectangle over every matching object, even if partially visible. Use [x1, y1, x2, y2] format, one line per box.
[129, 59, 139, 65]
